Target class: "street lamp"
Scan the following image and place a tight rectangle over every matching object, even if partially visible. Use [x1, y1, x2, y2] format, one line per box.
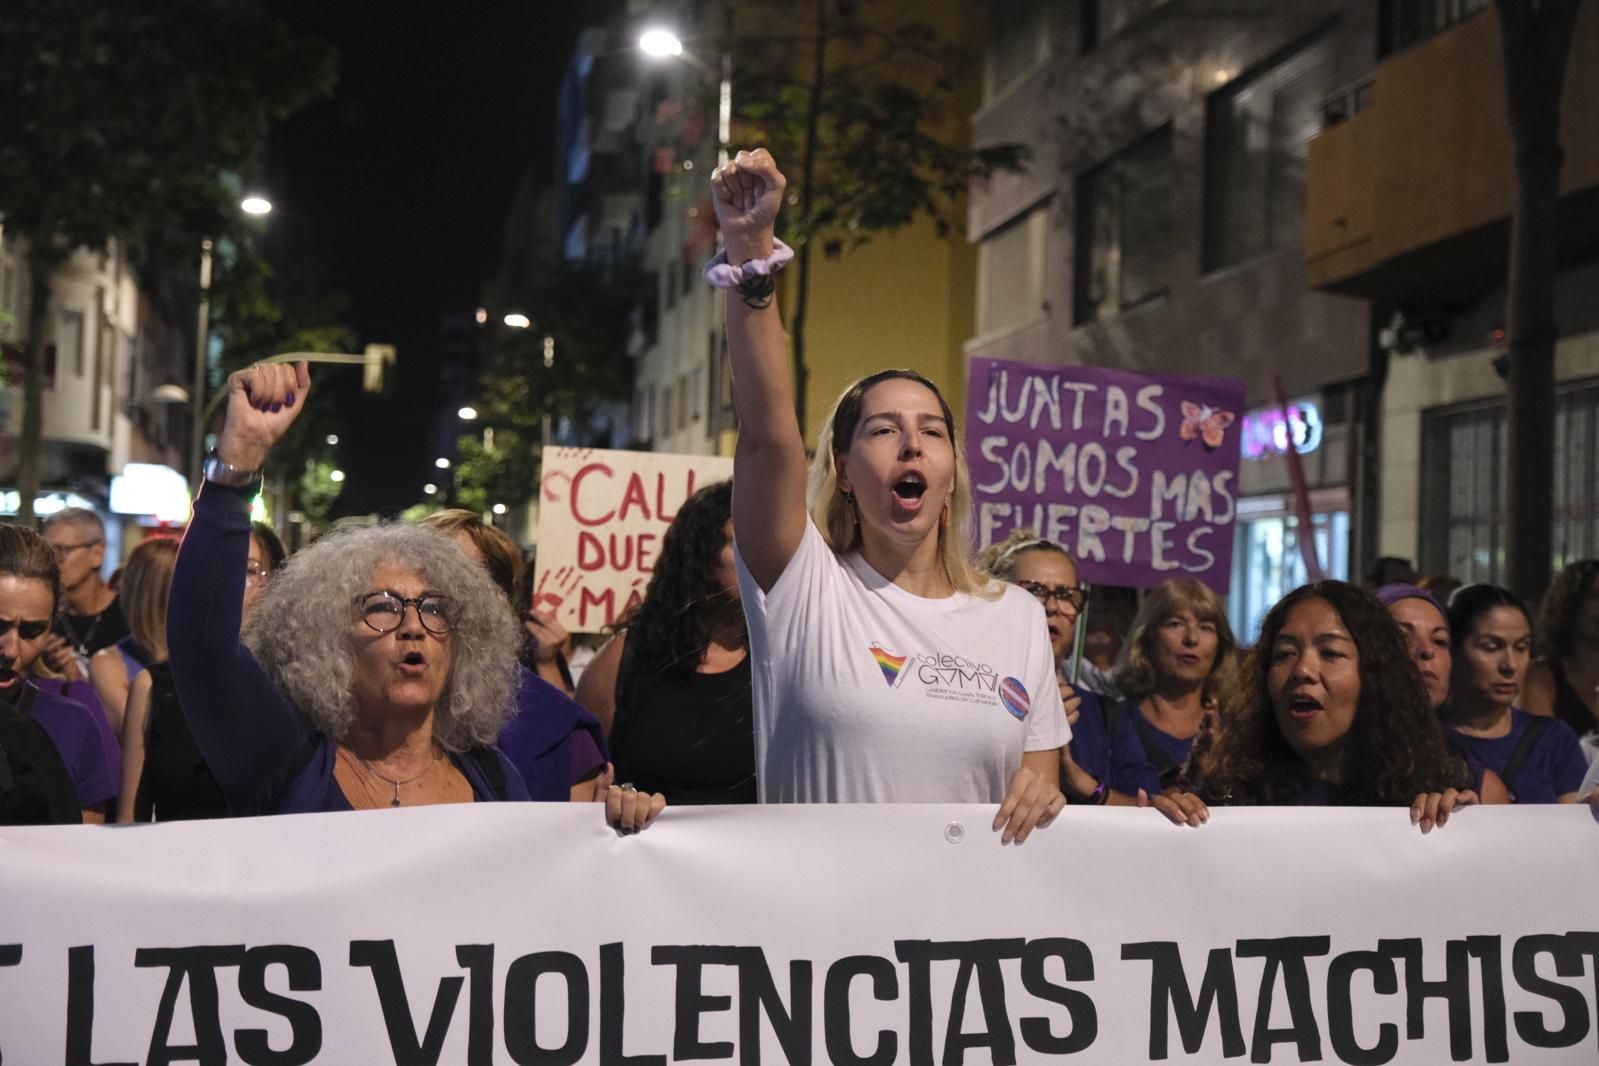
[458, 406, 478, 421]
[189, 195, 276, 488]
[329, 469, 346, 484]
[503, 313, 532, 330]
[423, 482, 438, 496]
[638, 28, 732, 165]
[435, 457, 451, 470]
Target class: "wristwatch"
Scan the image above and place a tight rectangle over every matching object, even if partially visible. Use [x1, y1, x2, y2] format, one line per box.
[202, 452, 262, 488]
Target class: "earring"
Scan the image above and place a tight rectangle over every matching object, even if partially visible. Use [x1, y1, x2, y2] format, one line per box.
[940, 495, 951, 529]
[843, 491, 860, 525]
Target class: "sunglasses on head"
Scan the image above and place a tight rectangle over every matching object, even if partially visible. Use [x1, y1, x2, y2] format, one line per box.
[0, 618, 51, 640]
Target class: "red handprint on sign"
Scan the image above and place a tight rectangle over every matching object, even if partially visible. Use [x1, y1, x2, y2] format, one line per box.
[532, 565, 582, 615]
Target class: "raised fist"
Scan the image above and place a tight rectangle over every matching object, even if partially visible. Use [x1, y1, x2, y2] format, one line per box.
[710, 148, 787, 262]
[215, 361, 311, 471]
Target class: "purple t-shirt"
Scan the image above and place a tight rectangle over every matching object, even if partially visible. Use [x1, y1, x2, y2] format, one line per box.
[1070, 688, 1162, 798]
[23, 682, 119, 808]
[498, 665, 608, 801]
[1446, 709, 1588, 804]
[1123, 699, 1197, 788]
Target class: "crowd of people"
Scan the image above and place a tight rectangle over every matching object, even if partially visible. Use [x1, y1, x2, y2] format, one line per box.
[1, 147, 1596, 835]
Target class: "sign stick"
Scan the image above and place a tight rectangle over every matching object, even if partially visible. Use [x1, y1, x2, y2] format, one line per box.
[1070, 583, 1092, 685]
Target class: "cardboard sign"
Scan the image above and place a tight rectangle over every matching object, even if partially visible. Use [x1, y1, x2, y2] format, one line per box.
[534, 447, 734, 632]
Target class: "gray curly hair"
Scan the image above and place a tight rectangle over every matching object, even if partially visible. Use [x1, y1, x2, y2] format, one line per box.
[242, 522, 520, 751]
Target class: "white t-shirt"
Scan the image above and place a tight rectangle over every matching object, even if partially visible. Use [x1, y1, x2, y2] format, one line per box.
[737, 520, 1069, 803]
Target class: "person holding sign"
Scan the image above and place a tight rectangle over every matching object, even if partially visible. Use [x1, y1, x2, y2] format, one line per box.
[981, 532, 1207, 826]
[1193, 582, 1480, 828]
[1110, 580, 1240, 789]
[710, 149, 1066, 841]
[168, 364, 663, 831]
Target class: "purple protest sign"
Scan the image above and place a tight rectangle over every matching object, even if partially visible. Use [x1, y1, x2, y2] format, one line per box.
[965, 357, 1246, 593]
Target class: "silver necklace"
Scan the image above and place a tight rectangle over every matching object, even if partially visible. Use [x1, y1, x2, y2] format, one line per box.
[348, 746, 443, 807]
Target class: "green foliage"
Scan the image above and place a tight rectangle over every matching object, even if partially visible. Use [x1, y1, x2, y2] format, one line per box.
[733, 5, 1028, 258]
[0, 0, 337, 268]
[456, 266, 639, 509]
[296, 458, 344, 530]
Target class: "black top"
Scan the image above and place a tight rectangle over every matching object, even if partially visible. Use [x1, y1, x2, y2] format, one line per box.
[611, 653, 756, 805]
[0, 687, 82, 826]
[57, 597, 131, 657]
[135, 663, 228, 821]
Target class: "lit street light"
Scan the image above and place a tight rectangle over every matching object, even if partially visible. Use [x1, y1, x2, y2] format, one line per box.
[492, 503, 508, 516]
[638, 28, 730, 164]
[241, 196, 273, 216]
[329, 469, 346, 483]
[639, 27, 684, 58]
[458, 406, 478, 420]
[423, 483, 438, 495]
[435, 457, 451, 470]
[326, 434, 339, 446]
[503, 313, 531, 329]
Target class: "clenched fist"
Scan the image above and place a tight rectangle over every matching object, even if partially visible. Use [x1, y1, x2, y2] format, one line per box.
[710, 148, 787, 263]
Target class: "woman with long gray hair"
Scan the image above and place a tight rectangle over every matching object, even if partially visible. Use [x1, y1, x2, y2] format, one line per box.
[167, 363, 662, 829]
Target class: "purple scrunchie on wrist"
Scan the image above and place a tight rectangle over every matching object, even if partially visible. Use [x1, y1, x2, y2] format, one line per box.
[702, 238, 796, 289]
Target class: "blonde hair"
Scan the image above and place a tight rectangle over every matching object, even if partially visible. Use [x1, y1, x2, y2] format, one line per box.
[1113, 578, 1240, 707]
[120, 537, 178, 660]
[420, 509, 523, 600]
[977, 528, 1074, 582]
[806, 369, 995, 598]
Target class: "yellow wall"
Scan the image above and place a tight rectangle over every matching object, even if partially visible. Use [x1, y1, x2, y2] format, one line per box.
[750, 0, 980, 448]
[1306, 6, 1599, 290]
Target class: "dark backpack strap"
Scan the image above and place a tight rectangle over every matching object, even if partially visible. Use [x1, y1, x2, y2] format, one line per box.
[466, 747, 509, 801]
[1500, 716, 1552, 798]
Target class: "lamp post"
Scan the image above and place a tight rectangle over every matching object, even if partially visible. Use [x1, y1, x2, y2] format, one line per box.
[188, 196, 273, 488]
[639, 28, 732, 165]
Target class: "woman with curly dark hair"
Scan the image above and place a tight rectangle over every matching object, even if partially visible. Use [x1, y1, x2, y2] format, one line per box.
[1523, 559, 1599, 743]
[575, 480, 754, 804]
[1192, 581, 1482, 829]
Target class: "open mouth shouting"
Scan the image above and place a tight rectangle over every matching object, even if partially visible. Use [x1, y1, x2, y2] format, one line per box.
[1287, 694, 1324, 721]
[889, 471, 929, 516]
[397, 651, 429, 676]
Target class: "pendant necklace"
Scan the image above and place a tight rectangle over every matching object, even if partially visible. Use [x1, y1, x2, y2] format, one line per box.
[348, 745, 443, 807]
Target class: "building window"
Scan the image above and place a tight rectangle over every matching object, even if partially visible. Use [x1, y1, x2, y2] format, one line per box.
[677, 373, 690, 430]
[1230, 507, 1351, 643]
[690, 365, 704, 422]
[1074, 126, 1172, 324]
[0, 252, 19, 342]
[660, 381, 675, 436]
[1203, 31, 1336, 272]
[1420, 381, 1599, 582]
[58, 310, 87, 379]
[1378, 0, 1490, 58]
[1082, 0, 1169, 52]
[985, 0, 1051, 103]
[977, 200, 1049, 336]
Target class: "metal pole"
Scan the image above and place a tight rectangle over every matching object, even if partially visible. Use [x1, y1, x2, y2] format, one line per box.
[188, 238, 214, 487]
[1069, 583, 1093, 686]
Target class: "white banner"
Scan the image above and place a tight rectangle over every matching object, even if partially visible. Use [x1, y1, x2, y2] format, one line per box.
[533, 447, 735, 633]
[1, 805, 1597, 1064]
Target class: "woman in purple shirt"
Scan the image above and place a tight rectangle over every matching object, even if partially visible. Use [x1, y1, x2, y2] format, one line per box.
[1194, 582, 1479, 829]
[1442, 584, 1587, 804]
[169, 363, 663, 829]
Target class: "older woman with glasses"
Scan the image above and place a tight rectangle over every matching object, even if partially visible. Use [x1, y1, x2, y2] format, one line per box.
[166, 363, 663, 829]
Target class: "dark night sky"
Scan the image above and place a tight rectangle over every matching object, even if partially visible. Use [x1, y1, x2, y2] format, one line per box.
[258, 1, 601, 512]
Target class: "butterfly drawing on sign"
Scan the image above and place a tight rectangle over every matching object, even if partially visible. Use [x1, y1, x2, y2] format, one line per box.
[1179, 402, 1237, 450]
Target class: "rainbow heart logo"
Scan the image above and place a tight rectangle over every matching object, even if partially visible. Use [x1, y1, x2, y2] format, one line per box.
[869, 643, 908, 687]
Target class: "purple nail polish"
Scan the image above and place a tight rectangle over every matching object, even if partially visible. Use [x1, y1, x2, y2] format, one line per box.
[285, 391, 296, 406]
[270, 402, 283, 413]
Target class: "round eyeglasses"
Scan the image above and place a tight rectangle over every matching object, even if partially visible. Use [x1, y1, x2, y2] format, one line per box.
[1016, 580, 1088, 613]
[355, 591, 455, 635]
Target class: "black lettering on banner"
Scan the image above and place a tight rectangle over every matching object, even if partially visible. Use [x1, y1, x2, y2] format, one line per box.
[823, 955, 899, 1066]
[66, 946, 137, 1066]
[1379, 937, 1506, 1063]
[457, 945, 496, 1066]
[1122, 942, 1246, 1060]
[1236, 937, 1329, 1063]
[135, 945, 247, 1066]
[504, 951, 590, 1066]
[896, 939, 1025, 1066]
[0, 945, 16, 968]
[1326, 950, 1399, 1066]
[235, 945, 322, 1066]
[349, 939, 463, 1066]
[1018, 938, 1096, 1055]
[653, 947, 735, 1061]
[1511, 934, 1593, 1050]
[600, 942, 666, 1066]
[734, 947, 811, 1065]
